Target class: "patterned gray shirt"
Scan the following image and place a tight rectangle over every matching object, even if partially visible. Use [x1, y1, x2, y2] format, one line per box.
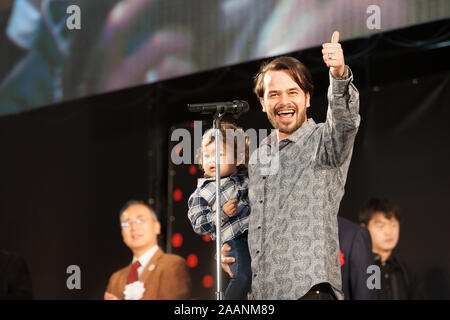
[247, 68, 360, 300]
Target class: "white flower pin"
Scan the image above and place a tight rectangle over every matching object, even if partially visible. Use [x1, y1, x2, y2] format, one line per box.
[148, 264, 155, 271]
[123, 281, 145, 300]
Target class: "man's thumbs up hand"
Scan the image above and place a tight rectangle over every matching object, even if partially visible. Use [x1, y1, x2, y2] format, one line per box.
[331, 31, 340, 44]
[322, 31, 346, 78]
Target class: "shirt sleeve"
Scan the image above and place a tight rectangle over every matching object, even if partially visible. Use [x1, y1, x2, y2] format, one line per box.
[316, 66, 360, 168]
[187, 192, 218, 236]
[216, 175, 241, 215]
[187, 182, 236, 237]
[229, 170, 250, 219]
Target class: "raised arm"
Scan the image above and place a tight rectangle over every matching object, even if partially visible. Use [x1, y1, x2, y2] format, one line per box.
[317, 31, 360, 168]
[187, 193, 218, 236]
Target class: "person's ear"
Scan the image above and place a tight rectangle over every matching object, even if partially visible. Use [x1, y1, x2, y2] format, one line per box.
[154, 221, 161, 235]
[259, 97, 267, 113]
[306, 92, 311, 108]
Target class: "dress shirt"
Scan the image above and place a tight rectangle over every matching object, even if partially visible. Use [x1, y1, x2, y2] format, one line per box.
[132, 245, 159, 278]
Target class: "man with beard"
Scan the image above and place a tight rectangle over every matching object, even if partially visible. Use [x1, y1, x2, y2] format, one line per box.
[222, 31, 360, 300]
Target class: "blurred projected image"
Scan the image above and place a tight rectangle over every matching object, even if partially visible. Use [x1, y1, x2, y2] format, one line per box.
[0, 0, 448, 117]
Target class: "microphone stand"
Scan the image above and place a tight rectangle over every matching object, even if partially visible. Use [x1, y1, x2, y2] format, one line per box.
[213, 110, 226, 300]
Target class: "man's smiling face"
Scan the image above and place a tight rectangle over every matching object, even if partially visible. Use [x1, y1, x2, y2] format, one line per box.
[259, 69, 310, 140]
[120, 204, 160, 257]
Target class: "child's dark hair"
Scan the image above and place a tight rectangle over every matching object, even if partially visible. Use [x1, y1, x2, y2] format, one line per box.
[198, 122, 249, 174]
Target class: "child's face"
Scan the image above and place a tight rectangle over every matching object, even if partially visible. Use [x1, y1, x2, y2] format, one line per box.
[202, 142, 238, 178]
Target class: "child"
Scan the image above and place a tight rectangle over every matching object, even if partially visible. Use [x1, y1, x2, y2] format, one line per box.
[187, 122, 251, 300]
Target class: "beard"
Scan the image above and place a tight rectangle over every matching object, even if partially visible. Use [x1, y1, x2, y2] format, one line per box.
[266, 105, 307, 135]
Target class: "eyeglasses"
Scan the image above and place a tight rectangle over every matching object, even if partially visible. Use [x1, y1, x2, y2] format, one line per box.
[121, 218, 148, 228]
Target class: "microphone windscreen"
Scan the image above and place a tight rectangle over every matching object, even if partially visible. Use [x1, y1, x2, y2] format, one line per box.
[233, 100, 249, 113]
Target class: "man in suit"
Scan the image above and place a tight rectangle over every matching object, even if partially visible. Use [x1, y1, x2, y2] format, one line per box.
[104, 200, 191, 300]
[338, 216, 376, 300]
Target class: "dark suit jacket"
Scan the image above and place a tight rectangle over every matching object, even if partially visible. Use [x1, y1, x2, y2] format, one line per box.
[0, 250, 33, 299]
[338, 217, 376, 300]
[106, 248, 191, 300]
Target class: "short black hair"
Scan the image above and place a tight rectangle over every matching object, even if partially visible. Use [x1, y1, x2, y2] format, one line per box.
[358, 198, 402, 225]
[119, 200, 158, 221]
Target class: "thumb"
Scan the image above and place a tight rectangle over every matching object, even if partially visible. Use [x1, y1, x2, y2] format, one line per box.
[331, 31, 340, 43]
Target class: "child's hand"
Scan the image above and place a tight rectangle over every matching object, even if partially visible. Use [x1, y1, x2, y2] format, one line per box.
[223, 199, 238, 217]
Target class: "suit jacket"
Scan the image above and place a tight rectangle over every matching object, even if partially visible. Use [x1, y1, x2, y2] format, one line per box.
[338, 217, 376, 300]
[0, 250, 33, 299]
[106, 248, 191, 300]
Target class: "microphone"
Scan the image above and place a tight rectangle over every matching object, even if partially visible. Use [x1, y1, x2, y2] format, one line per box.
[187, 100, 249, 114]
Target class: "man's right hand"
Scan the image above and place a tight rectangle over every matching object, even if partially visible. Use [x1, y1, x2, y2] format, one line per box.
[221, 243, 235, 278]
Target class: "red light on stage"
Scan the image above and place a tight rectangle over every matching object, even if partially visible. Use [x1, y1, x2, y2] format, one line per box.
[189, 165, 197, 175]
[186, 254, 198, 268]
[174, 145, 183, 156]
[172, 233, 183, 248]
[202, 236, 211, 242]
[202, 274, 213, 288]
[173, 189, 183, 202]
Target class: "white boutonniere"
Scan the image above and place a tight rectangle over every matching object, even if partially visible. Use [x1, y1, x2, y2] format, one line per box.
[123, 281, 146, 300]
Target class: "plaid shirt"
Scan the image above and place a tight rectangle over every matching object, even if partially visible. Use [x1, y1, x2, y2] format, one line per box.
[187, 167, 250, 242]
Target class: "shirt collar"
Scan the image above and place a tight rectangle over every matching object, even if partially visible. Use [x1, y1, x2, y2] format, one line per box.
[261, 118, 316, 146]
[373, 253, 398, 267]
[197, 167, 245, 188]
[133, 245, 159, 267]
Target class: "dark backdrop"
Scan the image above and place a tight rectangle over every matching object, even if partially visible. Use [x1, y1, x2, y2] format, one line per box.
[0, 19, 449, 299]
[0, 86, 152, 299]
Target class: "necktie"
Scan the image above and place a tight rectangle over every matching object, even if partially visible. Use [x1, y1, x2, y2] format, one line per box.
[127, 261, 141, 284]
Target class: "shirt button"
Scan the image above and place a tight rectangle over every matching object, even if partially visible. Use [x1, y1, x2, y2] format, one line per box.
[256, 250, 260, 254]
[253, 274, 257, 278]
[259, 200, 263, 204]
[262, 176, 266, 180]
[257, 226, 261, 230]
